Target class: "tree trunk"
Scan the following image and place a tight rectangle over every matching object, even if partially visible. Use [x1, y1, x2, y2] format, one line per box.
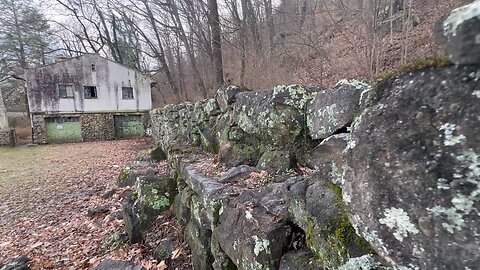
[207, 0, 224, 89]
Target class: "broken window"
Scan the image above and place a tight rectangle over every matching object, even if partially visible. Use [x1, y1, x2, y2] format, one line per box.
[58, 84, 74, 98]
[122, 87, 134, 99]
[84, 86, 97, 99]
[91, 64, 96, 72]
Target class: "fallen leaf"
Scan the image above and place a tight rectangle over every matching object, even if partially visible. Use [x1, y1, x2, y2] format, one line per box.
[171, 248, 182, 259]
[157, 260, 168, 270]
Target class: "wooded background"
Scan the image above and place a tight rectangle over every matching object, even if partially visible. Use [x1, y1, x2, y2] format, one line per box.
[0, 0, 472, 110]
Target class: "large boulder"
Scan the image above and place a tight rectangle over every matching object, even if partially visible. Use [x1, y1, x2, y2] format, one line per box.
[307, 79, 370, 139]
[233, 85, 318, 147]
[343, 65, 480, 269]
[123, 174, 176, 243]
[287, 176, 371, 268]
[214, 186, 292, 270]
[216, 86, 240, 112]
[436, 1, 480, 65]
[305, 133, 348, 185]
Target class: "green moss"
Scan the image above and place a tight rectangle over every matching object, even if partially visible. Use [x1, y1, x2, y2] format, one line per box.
[374, 54, 451, 85]
[118, 167, 128, 182]
[363, 54, 452, 109]
[131, 191, 138, 201]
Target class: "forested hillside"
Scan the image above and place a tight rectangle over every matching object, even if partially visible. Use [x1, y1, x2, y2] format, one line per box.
[0, 0, 474, 108]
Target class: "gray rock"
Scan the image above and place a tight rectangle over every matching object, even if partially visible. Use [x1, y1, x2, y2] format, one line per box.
[200, 128, 219, 154]
[150, 145, 167, 162]
[0, 256, 30, 270]
[257, 149, 292, 174]
[287, 176, 371, 268]
[440, 1, 480, 65]
[123, 175, 176, 243]
[153, 238, 174, 261]
[101, 188, 117, 199]
[216, 86, 240, 112]
[307, 79, 370, 139]
[185, 219, 214, 270]
[279, 251, 321, 270]
[343, 65, 480, 269]
[305, 134, 348, 185]
[91, 260, 145, 270]
[233, 86, 315, 147]
[214, 187, 292, 270]
[117, 164, 157, 188]
[122, 196, 142, 244]
[87, 206, 110, 218]
[218, 165, 260, 183]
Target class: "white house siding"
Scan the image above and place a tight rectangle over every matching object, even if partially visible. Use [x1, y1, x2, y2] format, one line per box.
[26, 54, 152, 113]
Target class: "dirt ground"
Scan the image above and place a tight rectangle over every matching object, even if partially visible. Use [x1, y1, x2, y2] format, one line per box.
[0, 138, 190, 270]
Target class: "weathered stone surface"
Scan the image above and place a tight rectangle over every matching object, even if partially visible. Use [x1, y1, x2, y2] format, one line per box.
[287, 176, 371, 268]
[87, 206, 110, 218]
[150, 145, 167, 162]
[440, 1, 480, 65]
[279, 251, 320, 270]
[307, 79, 370, 139]
[305, 134, 348, 185]
[117, 164, 156, 188]
[210, 233, 237, 270]
[91, 260, 145, 270]
[200, 128, 219, 154]
[216, 86, 240, 112]
[343, 65, 480, 269]
[122, 196, 142, 244]
[337, 255, 389, 270]
[123, 174, 176, 243]
[215, 186, 292, 270]
[185, 219, 214, 270]
[0, 129, 15, 147]
[0, 256, 30, 270]
[153, 238, 174, 261]
[257, 150, 291, 174]
[218, 165, 260, 183]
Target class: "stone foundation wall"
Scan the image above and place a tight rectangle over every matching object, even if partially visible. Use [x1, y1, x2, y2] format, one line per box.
[32, 113, 47, 144]
[80, 113, 115, 141]
[0, 129, 15, 146]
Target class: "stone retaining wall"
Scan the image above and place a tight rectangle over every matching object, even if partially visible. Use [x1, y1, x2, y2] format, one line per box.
[147, 63, 480, 270]
[0, 129, 15, 146]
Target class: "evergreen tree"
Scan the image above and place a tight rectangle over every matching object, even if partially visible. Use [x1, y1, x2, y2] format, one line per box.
[0, 0, 51, 73]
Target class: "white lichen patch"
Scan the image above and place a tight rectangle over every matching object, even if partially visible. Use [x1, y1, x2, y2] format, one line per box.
[343, 139, 357, 153]
[336, 79, 371, 91]
[252, 235, 271, 256]
[245, 210, 253, 220]
[439, 123, 466, 146]
[437, 178, 450, 190]
[428, 149, 480, 233]
[443, 1, 480, 37]
[338, 254, 380, 270]
[473, 90, 480, 98]
[379, 207, 419, 242]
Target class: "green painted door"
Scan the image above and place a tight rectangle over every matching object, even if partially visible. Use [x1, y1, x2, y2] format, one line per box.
[114, 115, 144, 138]
[46, 117, 82, 143]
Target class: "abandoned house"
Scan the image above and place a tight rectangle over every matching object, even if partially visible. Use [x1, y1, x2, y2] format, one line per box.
[25, 54, 152, 144]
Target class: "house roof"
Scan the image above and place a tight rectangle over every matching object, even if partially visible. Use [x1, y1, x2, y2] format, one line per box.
[25, 53, 149, 76]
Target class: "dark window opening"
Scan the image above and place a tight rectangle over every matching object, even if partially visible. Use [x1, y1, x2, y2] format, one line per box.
[122, 87, 134, 99]
[58, 84, 74, 98]
[84, 86, 97, 99]
[91, 64, 96, 72]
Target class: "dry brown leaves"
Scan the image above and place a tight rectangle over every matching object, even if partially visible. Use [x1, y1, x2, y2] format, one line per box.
[0, 138, 189, 270]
